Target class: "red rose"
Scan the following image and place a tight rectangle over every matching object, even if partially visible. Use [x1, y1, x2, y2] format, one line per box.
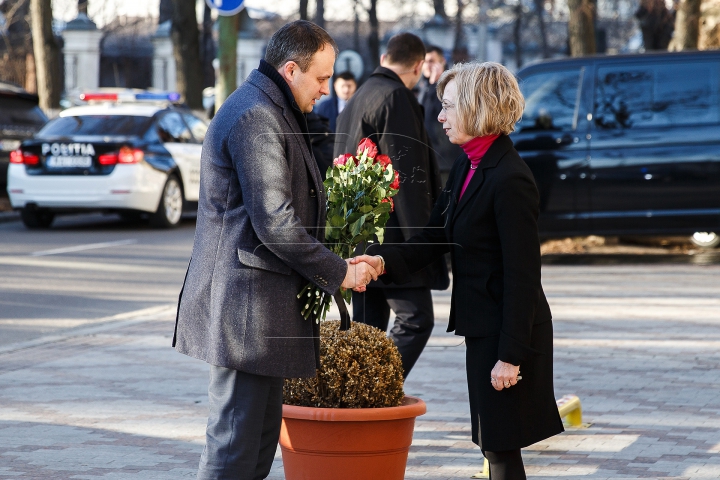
[381, 197, 394, 212]
[333, 153, 354, 166]
[390, 170, 400, 190]
[356, 138, 378, 159]
[375, 154, 391, 170]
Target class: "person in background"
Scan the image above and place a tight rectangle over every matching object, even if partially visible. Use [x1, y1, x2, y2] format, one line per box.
[354, 62, 564, 480]
[334, 32, 449, 379]
[418, 45, 463, 179]
[316, 71, 357, 132]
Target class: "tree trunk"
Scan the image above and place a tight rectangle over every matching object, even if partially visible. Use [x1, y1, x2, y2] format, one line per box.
[367, 0, 380, 70]
[567, 0, 597, 56]
[670, 0, 701, 50]
[454, 0, 466, 52]
[170, 0, 203, 109]
[299, 0, 309, 20]
[202, 3, 215, 89]
[78, 0, 88, 15]
[534, 0, 550, 58]
[513, 3, 523, 68]
[315, 0, 325, 28]
[159, 0, 173, 24]
[635, 0, 674, 50]
[353, 0, 361, 52]
[25, 51, 37, 94]
[30, 0, 60, 111]
[433, 0, 448, 19]
[216, 14, 238, 111]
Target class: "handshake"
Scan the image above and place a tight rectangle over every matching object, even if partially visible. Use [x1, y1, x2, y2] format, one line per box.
[340, 255, 384, 292]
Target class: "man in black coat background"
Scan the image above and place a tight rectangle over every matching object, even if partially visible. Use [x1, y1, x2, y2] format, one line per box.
[418, 45, 464, 181]
[334, 33, 449, 378]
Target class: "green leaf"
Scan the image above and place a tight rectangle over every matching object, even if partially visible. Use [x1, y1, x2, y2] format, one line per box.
[359, 205, 373, 214]
[376, 227, 385, 244]
[350, 215, 366, 237]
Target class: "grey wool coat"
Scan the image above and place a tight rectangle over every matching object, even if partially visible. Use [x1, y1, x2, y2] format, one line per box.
[173, 69, 348, 378]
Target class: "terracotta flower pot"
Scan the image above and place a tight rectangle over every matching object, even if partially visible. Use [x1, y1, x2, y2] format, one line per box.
[280, 395, 427, 480]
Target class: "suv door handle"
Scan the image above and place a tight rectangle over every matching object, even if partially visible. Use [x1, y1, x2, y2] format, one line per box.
[555, 134, 578, 145]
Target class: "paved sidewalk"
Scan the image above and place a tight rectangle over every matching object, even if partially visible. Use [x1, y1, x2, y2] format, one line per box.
[0, 265, 719, 479]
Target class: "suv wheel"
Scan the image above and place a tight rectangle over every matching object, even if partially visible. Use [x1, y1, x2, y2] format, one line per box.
[690, 232, 720, 248]
[21, 208, 55, 229]
[150, 174, 184, 228]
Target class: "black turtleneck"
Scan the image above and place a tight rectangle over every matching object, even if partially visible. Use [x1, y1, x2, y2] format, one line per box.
[258, 59, 312, 152]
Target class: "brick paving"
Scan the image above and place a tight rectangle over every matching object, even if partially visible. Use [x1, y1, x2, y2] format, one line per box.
[0, 264, 719, 479]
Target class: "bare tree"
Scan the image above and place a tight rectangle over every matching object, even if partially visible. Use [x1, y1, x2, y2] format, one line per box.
[353, 0, 361, 52]
[534, 0, 550, 58]
[433, 0, 448, 19]
[30, 0, 60, 109]
[670, 0, 701, 50]
[316, 0, 325, 28]
[159, 0, 173, 24]
[78, 0, 87, 15]
[368, 0, 380, 70]
[454, 0, 466, 53]
[635, 0, 674, 50]
[513, 2, 523, 67]
[201, 2, 215, 89]
[567, 0, 597, 56]
[300, 0, 309, 20]
[170, 0, 203, 109]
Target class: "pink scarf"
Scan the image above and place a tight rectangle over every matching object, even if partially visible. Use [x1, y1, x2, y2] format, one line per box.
[458, 135, 499, 200]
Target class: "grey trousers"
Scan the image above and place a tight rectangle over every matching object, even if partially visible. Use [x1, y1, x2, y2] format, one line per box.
[197, 365, 284, 480]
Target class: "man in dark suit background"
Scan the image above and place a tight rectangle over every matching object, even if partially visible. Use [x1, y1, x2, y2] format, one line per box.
[418, 45, 463, 179]
[334, 33, 449, 379]
[315, 71, 357, 132]
[173, 21, 379, 480]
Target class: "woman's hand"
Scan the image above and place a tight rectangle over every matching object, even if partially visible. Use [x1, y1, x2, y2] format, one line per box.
[490, 360, 520, 391]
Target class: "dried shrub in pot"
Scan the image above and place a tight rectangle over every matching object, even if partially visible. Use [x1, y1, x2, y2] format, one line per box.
[283, 320, 405, 408]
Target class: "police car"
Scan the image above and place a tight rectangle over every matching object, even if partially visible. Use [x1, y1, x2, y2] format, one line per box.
[7, 91, 207, 229]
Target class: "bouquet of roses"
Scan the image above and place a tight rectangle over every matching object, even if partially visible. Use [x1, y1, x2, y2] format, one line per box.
[297, 138, 400, 324]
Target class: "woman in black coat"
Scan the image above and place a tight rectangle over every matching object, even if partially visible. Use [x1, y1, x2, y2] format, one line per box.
[354, 62, 564, 479]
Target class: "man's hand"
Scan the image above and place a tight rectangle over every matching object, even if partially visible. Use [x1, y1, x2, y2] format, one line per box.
[341, 258, 381, 291]
[349, 255, 384, 274]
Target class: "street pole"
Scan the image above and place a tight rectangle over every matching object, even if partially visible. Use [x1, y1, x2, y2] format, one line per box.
[215, 14, 238, 111]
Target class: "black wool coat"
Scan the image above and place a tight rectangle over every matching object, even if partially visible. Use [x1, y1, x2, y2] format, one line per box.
[372, 135, 563, 450]
[334, 67, 448, 289]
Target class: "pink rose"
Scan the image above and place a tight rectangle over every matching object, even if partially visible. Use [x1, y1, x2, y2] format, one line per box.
[356, 138, 378, 159]
[333, 154, 354, 166]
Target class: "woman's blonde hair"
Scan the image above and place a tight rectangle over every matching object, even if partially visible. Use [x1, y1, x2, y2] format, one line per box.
[436, 62, 525, 137]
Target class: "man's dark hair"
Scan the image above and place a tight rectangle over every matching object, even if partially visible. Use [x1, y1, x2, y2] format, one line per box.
[425, 45, 445, 57]
[384, 32, 426, 68]
[334, 71, 356, 82]
[265, 20, 339, 72]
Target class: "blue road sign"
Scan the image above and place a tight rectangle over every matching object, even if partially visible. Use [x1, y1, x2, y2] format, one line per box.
[205, 0, 245, 16]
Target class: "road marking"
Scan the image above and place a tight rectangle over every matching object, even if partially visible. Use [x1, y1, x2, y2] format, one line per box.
[0, 256, 178, 274]
[30, 239, 138, 257]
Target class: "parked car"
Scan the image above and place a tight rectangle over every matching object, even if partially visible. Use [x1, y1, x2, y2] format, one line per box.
[0, 83, 48, 192]
[7, 92, 207, 228]
[512, 50, 720, 247]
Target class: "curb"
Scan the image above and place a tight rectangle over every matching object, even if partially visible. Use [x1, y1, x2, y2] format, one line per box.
[0, 210, 19, 224]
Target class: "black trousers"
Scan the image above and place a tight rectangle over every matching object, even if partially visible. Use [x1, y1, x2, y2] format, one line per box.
[351, 287, 434, 378]
[197, 365, 283, 480]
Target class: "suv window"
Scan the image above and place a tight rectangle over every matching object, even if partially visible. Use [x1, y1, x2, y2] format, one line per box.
[594, 62, 720, 129]
[156, 112, 193, 143]
[182, 113, 207, 143]
[0, 97, 48, 127]
[38, 115, 153, 136]
[518, 69, 582, 132]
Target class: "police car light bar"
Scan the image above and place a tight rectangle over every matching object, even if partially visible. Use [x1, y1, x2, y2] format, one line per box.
[79, 92, 181, 103]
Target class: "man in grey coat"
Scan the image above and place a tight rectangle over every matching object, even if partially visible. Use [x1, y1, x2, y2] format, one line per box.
[173, 21, 379, 480]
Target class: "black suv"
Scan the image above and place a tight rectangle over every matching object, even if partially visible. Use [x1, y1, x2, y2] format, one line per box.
[512, 50, 720, 247]
[0, 83, 48, 190]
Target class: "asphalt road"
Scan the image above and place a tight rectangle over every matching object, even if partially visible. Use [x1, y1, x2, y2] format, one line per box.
[0, 213, 195, 346]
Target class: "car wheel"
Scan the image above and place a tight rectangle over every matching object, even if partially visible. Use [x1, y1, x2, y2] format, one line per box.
[690, 232, 720, 248]
[20, 208, 55, 229]
[150, 174, 184, 228]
